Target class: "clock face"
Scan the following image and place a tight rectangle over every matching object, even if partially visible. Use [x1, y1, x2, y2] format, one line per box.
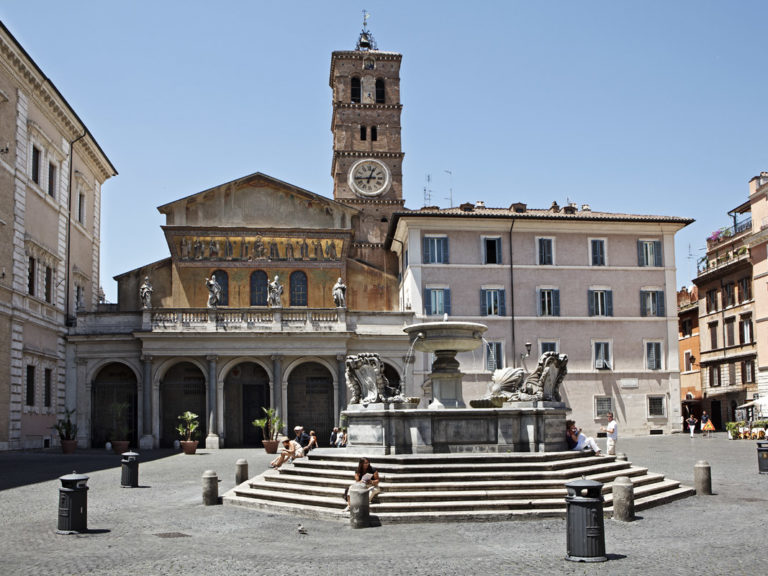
[348, 159, 391, 197]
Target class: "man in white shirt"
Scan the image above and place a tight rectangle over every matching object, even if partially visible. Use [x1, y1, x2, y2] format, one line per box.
[600, 411, 618, 455]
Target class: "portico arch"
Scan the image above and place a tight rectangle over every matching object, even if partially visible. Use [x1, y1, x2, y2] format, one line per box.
[285, 358, 335, 448]
[91, 362, 138, 448]
[222, 360, 271, 447]
[159, 361, 207, 447]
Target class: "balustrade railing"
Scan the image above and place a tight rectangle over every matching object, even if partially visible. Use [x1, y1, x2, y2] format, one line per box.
[146, 307, 343, 332]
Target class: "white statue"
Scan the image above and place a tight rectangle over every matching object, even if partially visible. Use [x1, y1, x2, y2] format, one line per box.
[139, 276, 153, 309]
[205, 276, 222, 308]
[332, 277, 347, 308]
[268, 275, 283, 307]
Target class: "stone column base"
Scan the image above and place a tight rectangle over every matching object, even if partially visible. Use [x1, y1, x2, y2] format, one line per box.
[139, 435, 155, 450]
[205, 434, 221, 449]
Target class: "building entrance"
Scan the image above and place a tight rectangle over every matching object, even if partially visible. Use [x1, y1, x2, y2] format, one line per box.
[91, 363, 137, 448]
[160, 362, 206, 447]
[287, 362, 334, 448]
[224, 362, 269, 447]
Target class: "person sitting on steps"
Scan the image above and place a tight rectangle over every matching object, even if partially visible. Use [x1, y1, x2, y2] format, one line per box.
[566, 419, 602, 455]
[270, 437, 304, 470]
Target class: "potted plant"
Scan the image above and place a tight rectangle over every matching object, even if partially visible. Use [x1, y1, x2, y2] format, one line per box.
[176, 411, 200, 454]
[52, 408, 78, 454]
[252, 407, 284, 453]
[109, 401, 131, 454]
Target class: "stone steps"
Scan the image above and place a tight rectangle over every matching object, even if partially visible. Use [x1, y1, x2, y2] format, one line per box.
[222, 450, 694, 523]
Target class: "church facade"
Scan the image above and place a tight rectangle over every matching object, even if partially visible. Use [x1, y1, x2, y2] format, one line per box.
[68, 29, 413, 450]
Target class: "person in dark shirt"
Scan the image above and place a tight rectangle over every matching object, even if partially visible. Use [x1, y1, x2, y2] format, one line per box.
[293, 426, 310, 448]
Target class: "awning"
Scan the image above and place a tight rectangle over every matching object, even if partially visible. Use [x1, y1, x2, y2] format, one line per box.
[737, 398, 768, 409]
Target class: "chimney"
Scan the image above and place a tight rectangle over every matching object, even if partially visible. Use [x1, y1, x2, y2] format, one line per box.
[581, 204, 591, 212]
[475, 200, 486, 209]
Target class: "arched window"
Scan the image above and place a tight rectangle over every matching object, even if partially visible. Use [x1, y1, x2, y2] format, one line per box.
[290, 271, 308, 307]
[351, 77, 361, 103]
[375, 78, 385, 104]
[212, 269, 229, 306]
[250, 271, 268, 306]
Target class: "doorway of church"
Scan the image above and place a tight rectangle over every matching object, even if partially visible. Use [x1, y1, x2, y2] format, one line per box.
[91, 362, 137, 448]
[160, 362, 206, 448]
[224, 362, 269, 447]
[287, 362, 333, 448]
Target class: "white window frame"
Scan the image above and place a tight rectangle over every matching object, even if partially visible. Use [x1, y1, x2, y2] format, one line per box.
[539, 339, 559, 355]
[538, 286, 558, 317]
[536, 236, 555, 266]
[644, 339, 664, 371]
[589, 237, 607, 266]
[647, 395, 666, 418]
[739, 315, 753, 344]
[423, 235, 448, 264]
[594, 396, 613, 418]
[485, 341, 504, 371]
[483, 286, 503, 316]
[425, 285, 448, 316]
[639, 239, 661, 267]
[709, 365, 721, 387]
[640, 288, 664, 317]
[482, 236, 502, 265]
[592, 339, 613, 370]
[590, 288, 608, 316]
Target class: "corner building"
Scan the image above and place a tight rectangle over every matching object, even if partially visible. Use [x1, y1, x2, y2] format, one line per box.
[69, 27, 692, 450]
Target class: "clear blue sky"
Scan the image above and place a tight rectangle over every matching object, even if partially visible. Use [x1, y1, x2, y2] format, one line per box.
[2, 1, 767, 302]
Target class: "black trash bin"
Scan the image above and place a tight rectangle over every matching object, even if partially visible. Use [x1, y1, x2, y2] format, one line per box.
[565, 478, 607, 562]
[757, 442, 768, 475]
[57, 472, 89, 534]
[121, 451, 140, 487]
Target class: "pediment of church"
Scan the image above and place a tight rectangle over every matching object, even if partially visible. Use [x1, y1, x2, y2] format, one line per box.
[157, 172, 357, 230]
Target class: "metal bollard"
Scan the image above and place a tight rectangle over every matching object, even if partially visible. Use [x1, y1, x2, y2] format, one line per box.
[349, 483, 370, 528]
[120, 451, 139, 488]
[235, 459, 249, 485]
[202, 470, 219, 505]
[694, 460, 712, 495]
[612, 476, 634, 522]
[57, 472, 89, 534]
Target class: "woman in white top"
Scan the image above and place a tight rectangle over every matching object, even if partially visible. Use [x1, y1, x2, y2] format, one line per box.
[270, 438, 304, 469]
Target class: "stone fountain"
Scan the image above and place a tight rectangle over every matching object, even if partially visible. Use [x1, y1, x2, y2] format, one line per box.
[343, 319, 569, 455]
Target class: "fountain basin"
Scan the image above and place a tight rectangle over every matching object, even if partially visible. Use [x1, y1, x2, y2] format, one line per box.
[404, 321, 487, 353]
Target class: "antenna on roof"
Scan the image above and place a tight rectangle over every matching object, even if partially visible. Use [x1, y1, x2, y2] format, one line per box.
[423, 174, 432, 207]
[444, 170, 453, 208]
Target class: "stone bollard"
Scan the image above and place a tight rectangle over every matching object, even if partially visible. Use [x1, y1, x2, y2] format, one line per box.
[615, 452, 628, 462]
[202, 470, 219, 505]
[348, 483, 370, 528]
[694, 460, 712, 495]
[235, 459, 248, 485]
[612, 476, 634, 522]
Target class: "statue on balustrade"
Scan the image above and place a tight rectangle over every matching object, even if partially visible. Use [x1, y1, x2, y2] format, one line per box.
[205, 275, 222, 308]
[345, 353, 403, 405]
[332, 277, 347, 308]
[268, 275, 283, 307]
[139, 276, 153, 309]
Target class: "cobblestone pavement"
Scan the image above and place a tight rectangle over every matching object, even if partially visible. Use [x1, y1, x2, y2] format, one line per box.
[0, 433, 766, 576]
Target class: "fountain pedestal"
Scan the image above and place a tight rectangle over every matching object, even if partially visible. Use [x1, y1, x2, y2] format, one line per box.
[429, 350, 465, 408]
[344, 401, 568, 455]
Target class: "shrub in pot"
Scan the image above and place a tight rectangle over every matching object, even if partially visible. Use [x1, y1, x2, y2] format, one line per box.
[176, 411, 200, 454]
[252, 407, 284, 453]
[52, 408, 78, 454]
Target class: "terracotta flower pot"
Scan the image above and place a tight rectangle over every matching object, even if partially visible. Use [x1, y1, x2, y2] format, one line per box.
[262, 440, 279, 454]
[111, 440, 130, 454]
[61, 439, 77, 454]
[180, 440, 199, 455]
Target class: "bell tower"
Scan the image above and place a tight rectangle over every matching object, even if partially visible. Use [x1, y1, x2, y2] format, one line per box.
[330, 20, 404, 247]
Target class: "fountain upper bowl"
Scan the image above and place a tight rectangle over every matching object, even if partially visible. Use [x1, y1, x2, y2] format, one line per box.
[403, 321, 488, 353]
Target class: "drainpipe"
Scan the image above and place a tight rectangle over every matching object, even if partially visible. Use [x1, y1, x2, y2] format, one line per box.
[508, 221, 516, 367]
[65, 131, 86, 326]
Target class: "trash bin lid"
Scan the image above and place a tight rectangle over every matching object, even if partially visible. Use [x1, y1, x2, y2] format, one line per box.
[122, 451, 139, 457]
[60, 471, 89, 482]
[565, 478, 603, 489]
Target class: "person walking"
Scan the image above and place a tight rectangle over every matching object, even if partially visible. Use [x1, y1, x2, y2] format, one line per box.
[686, 414, 698, 438]
[600, 411, 618, 455]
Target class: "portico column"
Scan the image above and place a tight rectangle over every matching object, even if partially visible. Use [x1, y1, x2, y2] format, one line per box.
[336, 354, 347, 420]
[205, 355, 220, 449]
[139, 355, 154, 449]
[271, 355, 283, 423]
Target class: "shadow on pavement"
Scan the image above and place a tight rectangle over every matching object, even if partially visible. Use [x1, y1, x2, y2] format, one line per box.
[0, 449, 179, 491]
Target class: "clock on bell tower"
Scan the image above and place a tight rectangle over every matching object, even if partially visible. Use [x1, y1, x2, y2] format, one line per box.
[330, 22, 405, 247]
